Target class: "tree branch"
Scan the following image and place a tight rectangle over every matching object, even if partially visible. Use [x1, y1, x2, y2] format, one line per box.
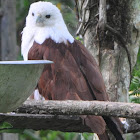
[76, 0, 90, 35]
[99, 0, 107, 30]
[0, 100, 140, 133]
[127, 119, 140, 133]
[0, 113, 91, 133]
[16, 100, 140, 119]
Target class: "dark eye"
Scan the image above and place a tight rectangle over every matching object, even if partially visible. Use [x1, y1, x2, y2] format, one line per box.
[32, 13, 34, 16]
[45, 15, 51, 18]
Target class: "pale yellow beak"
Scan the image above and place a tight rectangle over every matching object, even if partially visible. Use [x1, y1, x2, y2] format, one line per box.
[36, 14, 45, 27]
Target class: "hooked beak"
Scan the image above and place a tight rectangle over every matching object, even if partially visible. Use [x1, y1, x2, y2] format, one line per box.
[36, 14, 45, 27]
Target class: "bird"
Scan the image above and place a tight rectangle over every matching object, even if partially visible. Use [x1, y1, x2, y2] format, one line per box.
[21, 1, 124, 140]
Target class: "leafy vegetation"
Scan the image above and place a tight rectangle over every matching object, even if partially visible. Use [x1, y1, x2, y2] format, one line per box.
[129, 49, 140, 103]
[0, 122, 13, 129]
[19, 130, 94, 140]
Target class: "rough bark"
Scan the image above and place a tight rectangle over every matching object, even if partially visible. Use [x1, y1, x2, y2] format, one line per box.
[0, 0, 18, 60]
[0, 100, 140, 134]
[75, 1, 140, 139]
[15, 100, 140, 119]
[0, 113, 139, 134]
[0, 113, 91, 133]
[75, 0, 140, 102]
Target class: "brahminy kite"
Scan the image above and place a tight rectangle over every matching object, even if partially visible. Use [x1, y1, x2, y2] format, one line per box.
[21, 2, 124, 140]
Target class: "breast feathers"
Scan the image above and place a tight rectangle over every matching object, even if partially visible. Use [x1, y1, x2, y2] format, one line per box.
[28, 38, 124, 140]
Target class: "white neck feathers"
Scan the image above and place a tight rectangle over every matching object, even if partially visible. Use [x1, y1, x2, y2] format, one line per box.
[21, 21, 74, 61]
[34, 21, 74, 44]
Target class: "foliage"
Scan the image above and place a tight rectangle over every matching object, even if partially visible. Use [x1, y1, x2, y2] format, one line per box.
[75, 36, 84, 44]
[19, 130, 94, 140]
[0, 122, 24, 133]
[129, 48, 140, 103]
[0, 122, 13, 130]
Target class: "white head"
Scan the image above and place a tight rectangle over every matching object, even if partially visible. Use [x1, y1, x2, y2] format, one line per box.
[26, 1, 64, 28]
[21, 1, 74, 60]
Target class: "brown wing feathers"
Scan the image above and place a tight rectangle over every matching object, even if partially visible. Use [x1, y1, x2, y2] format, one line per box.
[28, 39, 124, 140]
[73, 40, 124, 140]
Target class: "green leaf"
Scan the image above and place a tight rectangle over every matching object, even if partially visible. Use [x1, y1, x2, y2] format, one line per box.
[129, 96, 140, 103]
[0, 122, 13, 129]
[19, 130, 41, 140]
[24, 0, 30, 7]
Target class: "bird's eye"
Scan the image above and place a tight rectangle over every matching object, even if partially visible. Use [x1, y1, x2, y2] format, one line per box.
[45, 15, 51, 18]
[32, 13, 34, 16]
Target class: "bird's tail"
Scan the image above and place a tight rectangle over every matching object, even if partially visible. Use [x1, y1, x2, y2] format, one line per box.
[81, 115, 124, 140]
[81, 115, 110, 140]
[103, 116, 124, 140]
[98, 132, 110, 140]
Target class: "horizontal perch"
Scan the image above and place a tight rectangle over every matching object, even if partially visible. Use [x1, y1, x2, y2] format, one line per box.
[0, 113, 91, 133]
[0, 114, 139, 133]
[0, 100, 140, 133]
[16, 100, 140, 119]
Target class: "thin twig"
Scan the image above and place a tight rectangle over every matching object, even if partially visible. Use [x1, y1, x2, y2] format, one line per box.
[76, 0, 90, 35]
[74, 0, 79, 19]
[87, 3, 98, 10]
[99, 0, 107, 30]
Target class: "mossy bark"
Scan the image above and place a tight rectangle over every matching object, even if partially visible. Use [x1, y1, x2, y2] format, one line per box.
[75, 0, 140, 139]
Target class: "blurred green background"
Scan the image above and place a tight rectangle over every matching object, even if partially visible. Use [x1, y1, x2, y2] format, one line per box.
[15, 0, 140, 140]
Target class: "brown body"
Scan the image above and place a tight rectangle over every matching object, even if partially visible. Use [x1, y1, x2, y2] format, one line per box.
[28, 38, 123, 140]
